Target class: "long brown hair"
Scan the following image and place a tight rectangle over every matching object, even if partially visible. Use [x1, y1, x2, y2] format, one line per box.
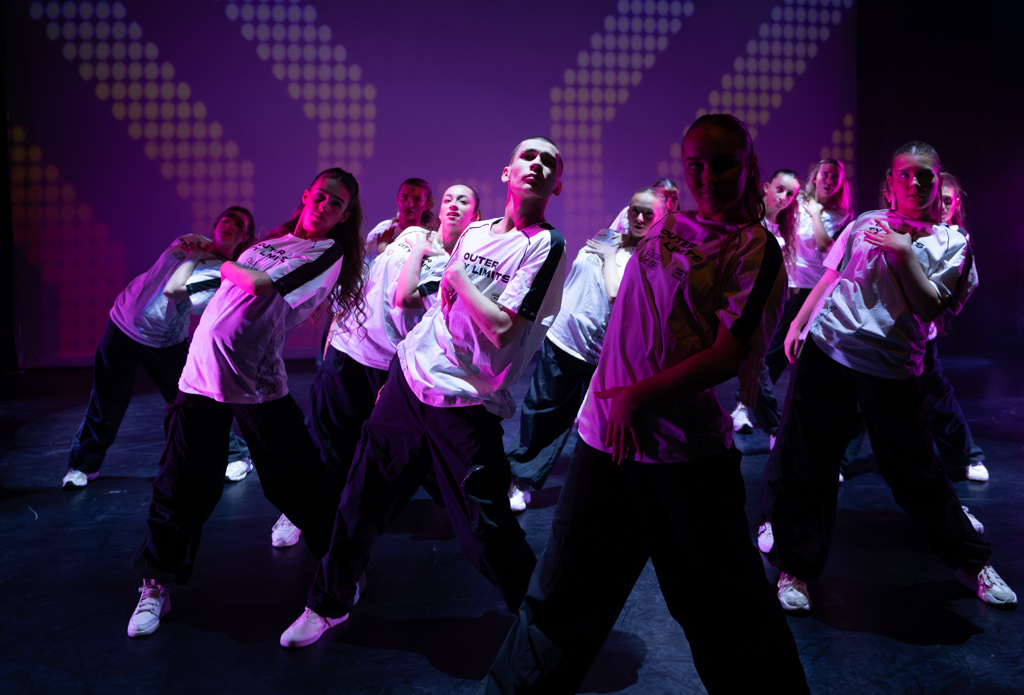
[266, 167, 366, 328]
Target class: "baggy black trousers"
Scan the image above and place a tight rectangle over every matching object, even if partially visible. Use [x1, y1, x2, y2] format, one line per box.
[507, 338, 596, 489]
[306, 356, 537, 617]
[478, 441, 809, 695]
[131, 391, 340, 584]
[769, 338, 990, 580]
[68, 320, 249, 474]
[307, 344, 389, 493]
[922, 338, 985, 468]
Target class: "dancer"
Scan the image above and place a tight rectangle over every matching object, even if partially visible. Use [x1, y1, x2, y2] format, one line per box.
[505, 187, 665, 512]
[270, 184, 481, 547]
[479, 115, 808, 694]
[769, 143, 1015, 614]
[365, 178, 437, 262]
[731, 169, 801, 440]
[925, 172, 989, 482]
[733, 159, 852, 437]
[608, 177, 679, 232]
[63, 207, 256, 489]
[126, 168, 366, 638]
[279, 136, 566, 649]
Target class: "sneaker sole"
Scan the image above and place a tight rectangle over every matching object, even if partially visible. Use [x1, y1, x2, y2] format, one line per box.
[272, 534, 302, 548]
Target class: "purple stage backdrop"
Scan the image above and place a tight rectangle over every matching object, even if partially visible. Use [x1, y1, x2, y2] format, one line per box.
[4, 0, 856, 367]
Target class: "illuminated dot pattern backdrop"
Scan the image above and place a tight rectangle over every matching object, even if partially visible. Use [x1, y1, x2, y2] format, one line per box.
[658, 0, 854, 186]
[820, 112, 856, 182]
[222, 0, 377, 177]
[550, 0, 695, 238]
[29, 0, 255, 235]
[8, 125, 127, 358]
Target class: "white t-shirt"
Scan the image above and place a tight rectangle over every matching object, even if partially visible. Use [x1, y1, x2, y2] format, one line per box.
[365, 218, 394, 266]
[546, 228, 635, 365]
[331, 226, 448, 370]
[398, 218, 567, 418]
[790, 203, 850, 289]
[109, 239, 224, 348]
[810, 211, 978, 379]
[577, 211, 787, 463]
[180, 234, 344, 403]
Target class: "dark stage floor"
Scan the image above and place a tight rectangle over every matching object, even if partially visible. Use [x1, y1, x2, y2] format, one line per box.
[1, 347, 1022, 694]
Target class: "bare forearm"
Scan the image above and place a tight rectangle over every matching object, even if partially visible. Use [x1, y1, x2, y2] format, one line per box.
[221, 261, 274, 297]
[450, 271, 518, 348]
[896, 257, 945, 322]
[810, 214, 832, 252]
[792, 268, 839, 334]
[164, 258, 199, 300]
[629, 326, 745, 406]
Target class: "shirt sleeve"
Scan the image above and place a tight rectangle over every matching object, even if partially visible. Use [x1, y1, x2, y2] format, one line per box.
[716, 227, 787, 359]
[416, 251, 449, 309]
[823, 224, 853, 271]
[498, 229, 567, 323]
[269, 239, 344, 309]
[929, 232, 978, 315]
[184, 262, 223, 313]
[365, 219, 393, 260]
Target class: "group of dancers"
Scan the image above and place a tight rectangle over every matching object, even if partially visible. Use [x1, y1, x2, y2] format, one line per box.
[59, 115, 1014, 693]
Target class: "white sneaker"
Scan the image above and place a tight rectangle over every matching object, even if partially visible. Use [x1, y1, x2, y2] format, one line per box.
[839, 471, 845, 484]
[757, 522, 774, 553]
[224, 457, 254, 482]
[769, 435, 776, 451]
[777, 572, 811, 612]
[956, 564, 1017, 608]
[62, 469, 99, 488]
[127, 579, 171, 638]
[508, 480, 531, 514]
[731, 403, 753, 434]
[280, 607, 348, 648]
[271, 514, 302, 547]
[966, 463, 989, 482]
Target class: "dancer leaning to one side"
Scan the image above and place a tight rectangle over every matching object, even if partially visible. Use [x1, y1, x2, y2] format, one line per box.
[505, 187, 665, 512]
[64, 208, 256, 489]
[731, 169, 801, 442]
[768, 143, 1015, 614]
[732, 159, 852, 437]
[365, 177, 437, 263]
[479, 115, 809, 695]
[125, 168, 366, 638]
[269, 184, 482, 547]
[279, 136, 566, 649]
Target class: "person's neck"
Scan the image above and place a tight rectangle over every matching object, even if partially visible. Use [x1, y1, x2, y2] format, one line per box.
[763, 206, 781, 224]
[497, 194, 547, 233]
[441, 228, 459, 254]
[294, 226, 328, 240]
[896, 206, 930, 222]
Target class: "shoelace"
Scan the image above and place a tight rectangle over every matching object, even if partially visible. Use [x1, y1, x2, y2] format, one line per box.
[135, 584, 164, 615]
